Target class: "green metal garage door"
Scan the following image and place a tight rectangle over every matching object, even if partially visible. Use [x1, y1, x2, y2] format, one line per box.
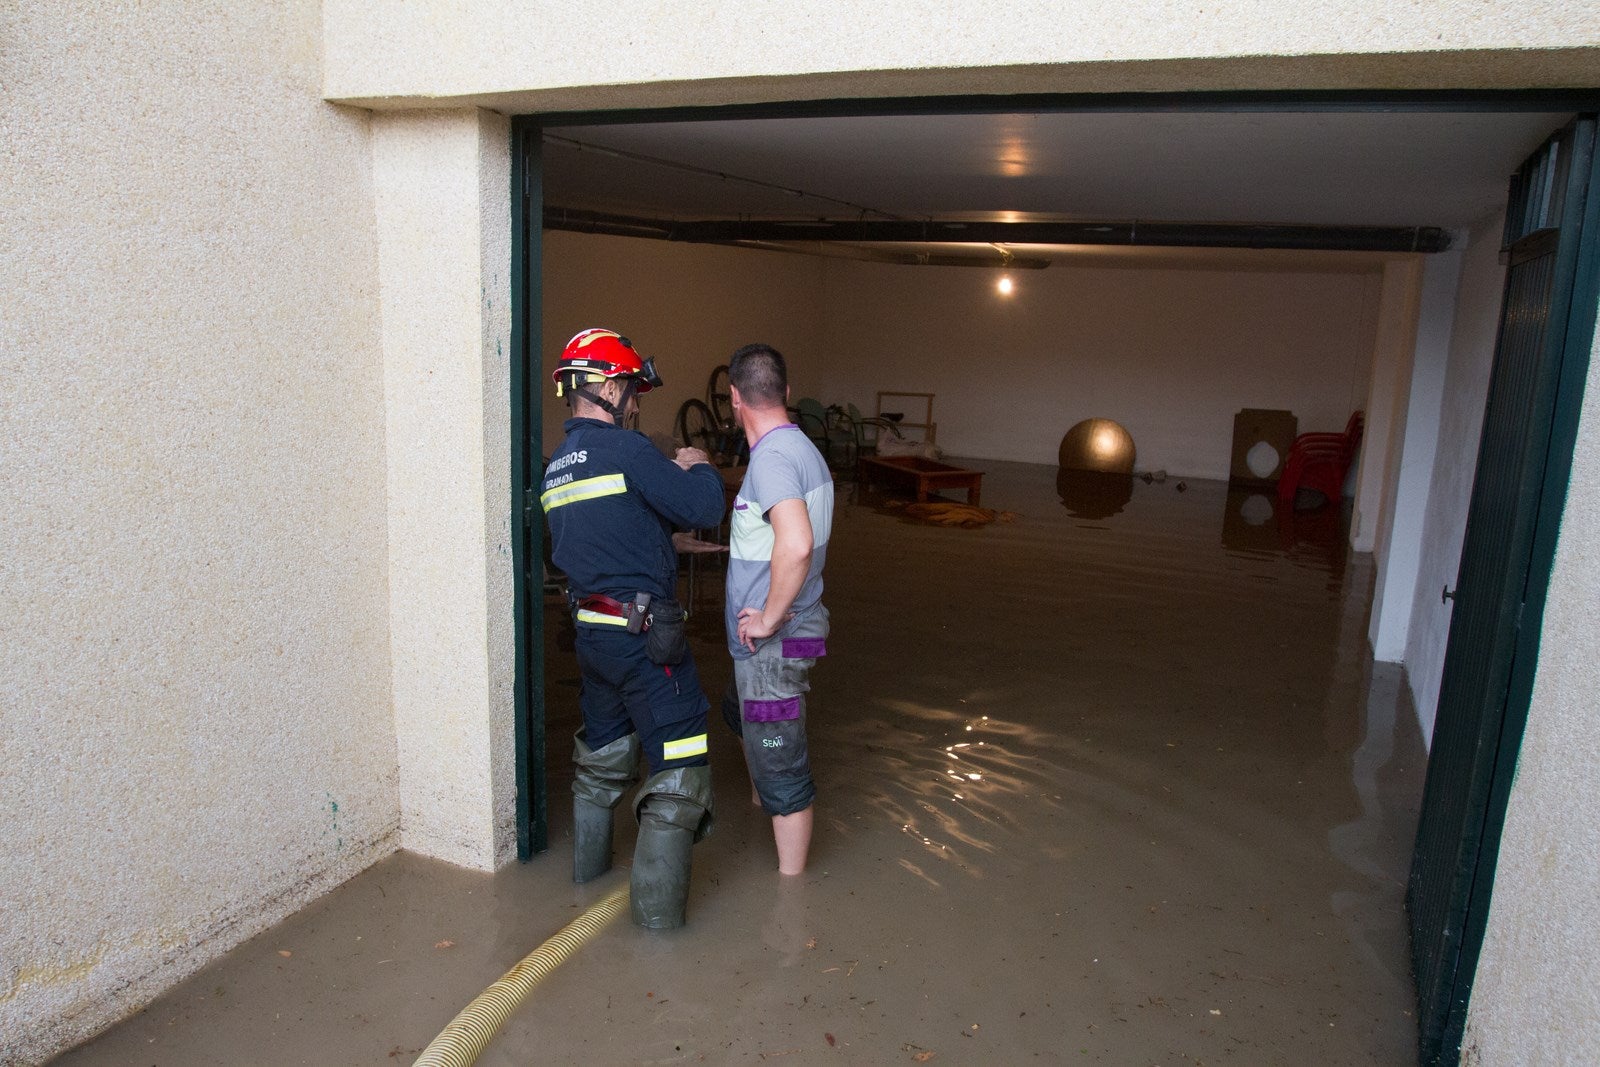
[1408, 115, 1600, 1065]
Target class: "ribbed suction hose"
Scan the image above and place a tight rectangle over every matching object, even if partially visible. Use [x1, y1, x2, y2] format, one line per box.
[413, 885, 629, 1067]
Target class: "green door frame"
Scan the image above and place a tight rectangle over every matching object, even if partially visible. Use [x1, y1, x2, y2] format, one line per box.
[508, 98, 1600, 1035]
[511, 121, 546, 859]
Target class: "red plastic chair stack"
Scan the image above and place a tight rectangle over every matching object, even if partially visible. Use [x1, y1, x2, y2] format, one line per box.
[1277, 411, 1364, 507]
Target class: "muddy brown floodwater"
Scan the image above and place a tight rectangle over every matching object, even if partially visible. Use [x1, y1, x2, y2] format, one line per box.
[54, 459, 1424, 1066]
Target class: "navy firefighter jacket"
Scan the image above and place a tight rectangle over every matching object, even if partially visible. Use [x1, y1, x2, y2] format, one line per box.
[541, 418, 726, 605]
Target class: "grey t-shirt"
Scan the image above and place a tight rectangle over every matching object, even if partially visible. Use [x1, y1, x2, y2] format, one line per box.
[725, 424, 834, 658]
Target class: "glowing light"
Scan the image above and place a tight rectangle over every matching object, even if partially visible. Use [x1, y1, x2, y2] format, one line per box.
[997, 133, 1031, 177]
[966, 773, 983, 781]
[996, 274, 1015, 296]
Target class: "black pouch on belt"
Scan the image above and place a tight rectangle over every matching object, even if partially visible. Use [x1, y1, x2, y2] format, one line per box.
[644, 597, 688, 665]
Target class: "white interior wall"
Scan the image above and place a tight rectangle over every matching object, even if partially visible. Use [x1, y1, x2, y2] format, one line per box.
[374, 110, 516, 871]
[1351, 260, 1424, 554]
[1403, 213, 1508, 746]
[540, 232, 826, 455]
[1, 3, 396, 1062]
[819, 258, 1381, 477]
[1369, 254, 1461, 659]
[543, 236, 1390, 480]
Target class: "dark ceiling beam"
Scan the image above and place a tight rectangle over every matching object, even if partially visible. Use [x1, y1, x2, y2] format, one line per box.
[716, 240, 1053, 269]
[545, 206, 1452, 252]
[535, 89, 1600, 128]
[668, 218, 1453, 252]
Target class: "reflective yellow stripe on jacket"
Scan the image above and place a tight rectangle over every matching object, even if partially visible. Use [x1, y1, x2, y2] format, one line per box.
[662, 734, 708, 760]
[575, 608, 629, 627]
[541, 472, 627, 512]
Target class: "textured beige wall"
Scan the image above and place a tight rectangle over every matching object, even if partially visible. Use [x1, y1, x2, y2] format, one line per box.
[324, 0, 1600, 110]
[1464, 324, 1600, 1062]
[374, 110, 517, 871]
[0, 2, 396, 1063]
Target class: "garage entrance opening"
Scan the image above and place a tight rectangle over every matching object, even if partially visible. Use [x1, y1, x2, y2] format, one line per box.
[511, 95, 1600, 1065]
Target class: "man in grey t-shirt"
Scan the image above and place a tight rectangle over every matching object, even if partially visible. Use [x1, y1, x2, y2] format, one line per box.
[721, 343, 833, 875]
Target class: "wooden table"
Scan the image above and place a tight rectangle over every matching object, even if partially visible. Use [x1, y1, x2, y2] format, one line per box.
[858, 455, 984, 506]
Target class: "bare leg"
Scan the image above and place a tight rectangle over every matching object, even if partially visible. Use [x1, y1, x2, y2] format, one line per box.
[773, 805, 814, 875]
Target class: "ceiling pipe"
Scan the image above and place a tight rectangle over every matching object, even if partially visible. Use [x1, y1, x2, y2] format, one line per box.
[545, 206, 1452, 253]
[711, 240, 1051, 269]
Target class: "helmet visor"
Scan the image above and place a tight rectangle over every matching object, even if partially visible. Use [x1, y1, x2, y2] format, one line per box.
[636, 356, 664, 392]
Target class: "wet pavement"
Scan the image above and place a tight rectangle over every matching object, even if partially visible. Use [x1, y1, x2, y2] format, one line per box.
[53, 460, 1425, 1066]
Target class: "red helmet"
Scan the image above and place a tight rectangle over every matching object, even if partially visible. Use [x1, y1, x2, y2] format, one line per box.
[552, 328, 662, 396]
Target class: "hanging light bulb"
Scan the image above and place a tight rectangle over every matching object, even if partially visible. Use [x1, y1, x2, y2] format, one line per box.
[997, 273, 1015, 295]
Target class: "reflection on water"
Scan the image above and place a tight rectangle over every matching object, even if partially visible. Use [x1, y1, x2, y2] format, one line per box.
[1056, 468, 1134, 519]
[1048, 465, 1351, 584]
[1219, 483, 1350, 584]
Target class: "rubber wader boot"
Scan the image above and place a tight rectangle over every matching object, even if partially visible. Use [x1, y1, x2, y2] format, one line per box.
[630, 765, 715, 929]
[571, 730, 640, 883]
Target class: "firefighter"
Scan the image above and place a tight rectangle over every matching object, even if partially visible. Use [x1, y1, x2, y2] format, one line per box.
[541, 328, 726, 928]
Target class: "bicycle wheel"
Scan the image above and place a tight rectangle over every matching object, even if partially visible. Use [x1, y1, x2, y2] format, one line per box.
[675, 398, 717, 454]
[706, 364, 734, 428]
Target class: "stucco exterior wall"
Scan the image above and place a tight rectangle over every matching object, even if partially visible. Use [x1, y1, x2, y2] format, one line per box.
[0, 3, 395, 1063]
[374, 110, 517, 871]
[1464, 318, 1600, 1063]
[322, 0, 1600, 110]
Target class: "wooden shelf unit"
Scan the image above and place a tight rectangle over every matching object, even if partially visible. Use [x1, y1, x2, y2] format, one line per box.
[875, 391, 936, 443]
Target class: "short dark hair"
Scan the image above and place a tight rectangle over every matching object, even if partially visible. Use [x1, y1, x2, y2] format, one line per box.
[728, 344, 788, 407]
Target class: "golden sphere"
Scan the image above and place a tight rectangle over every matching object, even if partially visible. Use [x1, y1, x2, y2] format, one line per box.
[1058, 418, 1136, 474]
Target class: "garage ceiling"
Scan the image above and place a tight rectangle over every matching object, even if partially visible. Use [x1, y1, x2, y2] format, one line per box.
[542, 110, 1573, 246]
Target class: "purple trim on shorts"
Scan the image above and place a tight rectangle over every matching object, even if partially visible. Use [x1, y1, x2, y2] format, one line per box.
[782, 637, 827, 659]
[734, 502, 749, 510]
[744, 696, 801, 723]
